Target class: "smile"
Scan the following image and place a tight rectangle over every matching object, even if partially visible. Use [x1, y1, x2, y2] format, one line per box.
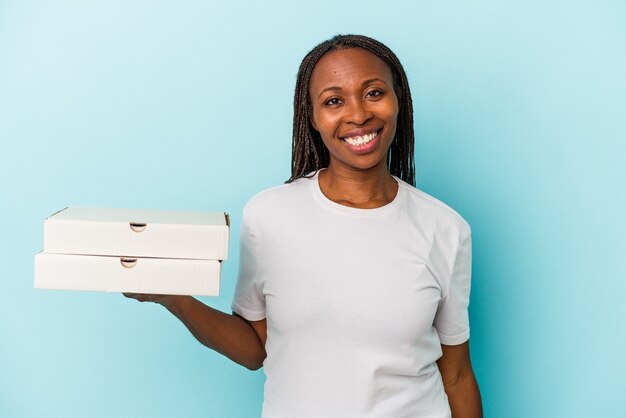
[342, 130, 379, 147]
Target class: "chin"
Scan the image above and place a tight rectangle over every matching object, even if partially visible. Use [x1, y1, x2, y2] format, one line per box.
[337, 155, 388, 172]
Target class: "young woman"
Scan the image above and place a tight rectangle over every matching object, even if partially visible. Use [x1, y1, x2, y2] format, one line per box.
[126, 34, 482, 418]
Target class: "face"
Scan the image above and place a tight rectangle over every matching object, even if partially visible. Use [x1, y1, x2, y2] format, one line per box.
[309, 47, 399, 173]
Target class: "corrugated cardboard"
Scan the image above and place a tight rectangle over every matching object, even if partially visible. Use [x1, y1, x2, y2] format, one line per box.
[35, 252, 221, 296]
[35, 206, 229, 296]
[44, 207, 229, 260]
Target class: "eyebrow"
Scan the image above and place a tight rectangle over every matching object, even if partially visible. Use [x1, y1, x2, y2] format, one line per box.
[317, 77, 388, 99]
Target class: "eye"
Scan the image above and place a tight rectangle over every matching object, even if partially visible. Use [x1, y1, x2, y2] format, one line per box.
[366, 89, 384, 98]
[324, 97, 342, 106]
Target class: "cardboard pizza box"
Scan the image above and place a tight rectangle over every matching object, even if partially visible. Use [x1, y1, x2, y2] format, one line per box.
[35, 252, 221, 296]
[43, 207, 229, 260]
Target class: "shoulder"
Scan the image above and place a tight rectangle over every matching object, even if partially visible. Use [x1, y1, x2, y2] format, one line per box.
[243, 176, 315, 221]
[398, 180, 471, 242]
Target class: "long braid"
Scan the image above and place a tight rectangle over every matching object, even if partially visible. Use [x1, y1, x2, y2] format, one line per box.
[288, 34, 415, 186]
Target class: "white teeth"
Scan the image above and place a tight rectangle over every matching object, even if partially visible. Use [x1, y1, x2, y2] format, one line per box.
[344, 131, 377, 146]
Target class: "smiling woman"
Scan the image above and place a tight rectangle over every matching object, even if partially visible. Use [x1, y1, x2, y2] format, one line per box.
[289, 35, 415, 188]
[311, 48, 398, 169]
[126, 34, 482, 418]
[308, 47, 400, 207]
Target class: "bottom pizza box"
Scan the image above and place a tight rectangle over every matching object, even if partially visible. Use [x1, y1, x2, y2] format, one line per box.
[34, 252, 220, 296]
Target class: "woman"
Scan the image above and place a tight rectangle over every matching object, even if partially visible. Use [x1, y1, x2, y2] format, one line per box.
[127, 34, 482, 418]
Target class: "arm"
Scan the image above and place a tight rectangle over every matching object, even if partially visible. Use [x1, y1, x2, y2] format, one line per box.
[124, 294, 267, 370]
[437, 340, 483, 418]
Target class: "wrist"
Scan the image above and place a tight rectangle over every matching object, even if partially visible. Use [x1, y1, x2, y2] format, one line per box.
[161, 295, 192, 314]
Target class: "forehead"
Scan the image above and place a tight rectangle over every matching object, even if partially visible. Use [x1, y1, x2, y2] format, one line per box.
[309, 48, 394, 93]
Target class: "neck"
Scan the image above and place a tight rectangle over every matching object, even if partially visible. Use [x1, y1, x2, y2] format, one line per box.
[318, 161, 398, 209]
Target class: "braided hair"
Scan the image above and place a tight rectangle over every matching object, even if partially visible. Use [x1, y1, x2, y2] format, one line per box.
[287, 34, 415, 186]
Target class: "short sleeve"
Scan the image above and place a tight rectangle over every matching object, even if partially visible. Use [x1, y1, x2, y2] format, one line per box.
[433, 234, 472, 345]
[231, 209, 266, 321]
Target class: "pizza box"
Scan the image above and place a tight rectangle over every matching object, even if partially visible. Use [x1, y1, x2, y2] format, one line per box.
[43, 207, 229, 260]
[34, 252, 220, 296]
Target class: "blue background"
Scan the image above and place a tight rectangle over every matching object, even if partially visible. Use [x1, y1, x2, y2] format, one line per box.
[1, 1, 625, 417]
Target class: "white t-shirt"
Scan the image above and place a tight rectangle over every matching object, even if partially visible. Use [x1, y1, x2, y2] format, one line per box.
[232, 171, 472, 418]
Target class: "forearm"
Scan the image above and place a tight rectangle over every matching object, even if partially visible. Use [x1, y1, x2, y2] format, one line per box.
[444, 370, 483, 418]
[164, 296, 266, 370]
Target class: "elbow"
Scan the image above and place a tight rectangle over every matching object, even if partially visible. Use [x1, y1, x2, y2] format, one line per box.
[241, 350, 266, 371]
[442, 366, 472, 389]
[243, 355, 265, 371]
[245, 362, 263, 371]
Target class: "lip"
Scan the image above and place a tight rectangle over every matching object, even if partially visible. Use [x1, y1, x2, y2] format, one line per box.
[340, 127, 381, 139]
[341, 128, 381, 155]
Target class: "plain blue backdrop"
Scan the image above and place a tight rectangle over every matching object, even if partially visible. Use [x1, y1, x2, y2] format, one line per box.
[1, 1, 625, 417]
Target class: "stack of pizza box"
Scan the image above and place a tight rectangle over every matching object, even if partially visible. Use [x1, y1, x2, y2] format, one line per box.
[34, 207, 229, 296]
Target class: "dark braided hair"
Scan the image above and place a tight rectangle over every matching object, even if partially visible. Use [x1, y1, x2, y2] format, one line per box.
[287, 34, 415, 186]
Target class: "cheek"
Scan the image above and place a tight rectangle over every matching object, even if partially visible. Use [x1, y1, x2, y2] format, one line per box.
[311, 108, 327, 133]
[388, 100, 400, 127]
[314, 112, 340, 138]
[381, 104, 399, 136]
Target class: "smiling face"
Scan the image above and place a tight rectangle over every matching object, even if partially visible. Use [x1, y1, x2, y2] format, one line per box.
[309, 47, 399, 174]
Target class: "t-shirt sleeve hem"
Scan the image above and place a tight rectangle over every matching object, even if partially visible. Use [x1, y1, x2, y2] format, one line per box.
[231, 302, 266, 321]
[438, 330, 470, 346]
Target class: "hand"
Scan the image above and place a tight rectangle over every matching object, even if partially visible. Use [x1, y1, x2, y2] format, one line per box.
[123, 292, 182, 308]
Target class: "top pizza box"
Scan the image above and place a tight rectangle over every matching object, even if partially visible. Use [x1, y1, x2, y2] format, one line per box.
[43, 207, 229, 260]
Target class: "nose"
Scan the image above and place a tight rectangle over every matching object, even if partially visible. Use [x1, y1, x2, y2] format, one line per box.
[344, 98, 373, 125]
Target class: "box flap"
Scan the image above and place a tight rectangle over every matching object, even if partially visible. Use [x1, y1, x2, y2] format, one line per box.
[49, 207, 227, 226]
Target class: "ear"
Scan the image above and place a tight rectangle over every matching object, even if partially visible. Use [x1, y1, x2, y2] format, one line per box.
[309, 110, 318, 132]
[394, 84, 402, 104]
